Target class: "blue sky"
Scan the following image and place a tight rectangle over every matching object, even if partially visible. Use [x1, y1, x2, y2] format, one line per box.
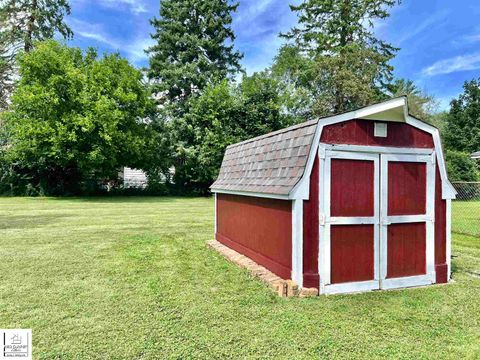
[67, 0, 480, 111]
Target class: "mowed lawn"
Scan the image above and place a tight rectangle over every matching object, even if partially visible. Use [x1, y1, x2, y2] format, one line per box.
[0, 198, 479, 359]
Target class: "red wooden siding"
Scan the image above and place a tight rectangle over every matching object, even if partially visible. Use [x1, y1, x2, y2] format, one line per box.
[331, 159, 375, 217]
[216, 194, 292, 279]
[331, 225, 375, 284]
[388, 162, 427, 216]
[303, 156, 320, 288]
[435, 167, 448, 283]
[387, 223, 426, 278]
[321, 119, 435, 148]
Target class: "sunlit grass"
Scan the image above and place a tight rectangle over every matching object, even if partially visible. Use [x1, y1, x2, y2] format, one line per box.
[0, 197, 479, 359]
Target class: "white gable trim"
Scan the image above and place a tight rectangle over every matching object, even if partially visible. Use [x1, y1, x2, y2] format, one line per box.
[214, 98, 456, 201]
[290, 110, 456, 202]
[405, 116, 456, 200]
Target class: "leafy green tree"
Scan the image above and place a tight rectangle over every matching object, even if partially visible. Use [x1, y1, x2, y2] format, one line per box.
[445, 150, 479, 182]
[280, 0, 399, 115]
[165, 73, 292, 194]
[0, 0, 72, 110]
[147, 0, 243, 108]
[1, 40, 155, 195]
[444, 79, 480, 154]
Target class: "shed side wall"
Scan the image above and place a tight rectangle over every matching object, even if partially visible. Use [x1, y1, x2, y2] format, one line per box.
[216, 194, 292, 279]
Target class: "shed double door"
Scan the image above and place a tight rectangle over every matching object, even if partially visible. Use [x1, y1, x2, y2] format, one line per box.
[320, 149, 435, 294]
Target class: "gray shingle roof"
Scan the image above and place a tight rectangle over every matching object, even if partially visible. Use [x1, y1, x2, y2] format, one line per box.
[211, 119, 318, 196]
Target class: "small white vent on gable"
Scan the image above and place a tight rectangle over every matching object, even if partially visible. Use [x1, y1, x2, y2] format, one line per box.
[374, 123, 387, 138]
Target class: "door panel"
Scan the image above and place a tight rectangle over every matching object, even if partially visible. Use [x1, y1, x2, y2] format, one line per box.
[331, 159, 375, 217]
[380, 154, 435, 290]
[388, 162, 426, 215]
[331, 225, 375, 284]
[320, 151, 380, 294]
[387, 223, 426, 279]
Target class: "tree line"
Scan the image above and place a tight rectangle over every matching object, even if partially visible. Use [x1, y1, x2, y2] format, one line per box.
[0, 0, 478, 196]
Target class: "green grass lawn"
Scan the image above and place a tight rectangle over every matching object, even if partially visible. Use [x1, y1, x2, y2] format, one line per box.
[453, 201, 480, 238]
[0, 197, 479, 359]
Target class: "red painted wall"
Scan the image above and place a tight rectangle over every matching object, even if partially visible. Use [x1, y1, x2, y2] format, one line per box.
[216, 194, 292, 279]
[321, 119, 434, 148]
[303, 157, 319, 288]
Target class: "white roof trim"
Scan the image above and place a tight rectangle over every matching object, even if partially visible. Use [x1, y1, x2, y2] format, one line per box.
[213, 98, 456, 201]
[291, 100, 456, 201]
[213, 188, 291, 200]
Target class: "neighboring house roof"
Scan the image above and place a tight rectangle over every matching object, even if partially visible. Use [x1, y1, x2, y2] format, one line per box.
[472, 151, 480, 159]
[211, 97, 457, 200]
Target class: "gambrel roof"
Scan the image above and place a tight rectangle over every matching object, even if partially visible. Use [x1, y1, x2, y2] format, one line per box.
[211, 97, 457, 200]
[210, 119, 318, 196]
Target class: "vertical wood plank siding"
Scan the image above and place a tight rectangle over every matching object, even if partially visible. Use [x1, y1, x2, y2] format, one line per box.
[216, 194, 292, 279]
[320, 119, 435, 148]
[388, 162, 427, 216]
[387, 223, 426, 278]
[331, 159, 375, 217]
[331, 225, 375, 284]
[303, 156, 320, 288]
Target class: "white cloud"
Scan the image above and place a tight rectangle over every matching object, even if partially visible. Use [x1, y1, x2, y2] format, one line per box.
[422, 53, 480, 76]
[99, 0, 147, 14]
[396, 10, 449, 45]
[72, 0, 147, 15]
[69, 18, 152, 65]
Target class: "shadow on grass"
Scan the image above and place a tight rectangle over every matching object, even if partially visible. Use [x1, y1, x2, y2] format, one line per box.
[0, 214, 72, 229]
[47, 196, 210, 204]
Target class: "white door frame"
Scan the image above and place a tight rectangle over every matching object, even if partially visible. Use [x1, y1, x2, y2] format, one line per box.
[319, 149, 380, 295]
[379, 153, 436, 289]
[318, 144, 437, 295]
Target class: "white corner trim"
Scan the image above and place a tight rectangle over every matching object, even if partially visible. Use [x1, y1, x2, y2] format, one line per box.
[214, 193, 217, 235]
[291, 199, 303, 288]
[446, 199, 452, 280]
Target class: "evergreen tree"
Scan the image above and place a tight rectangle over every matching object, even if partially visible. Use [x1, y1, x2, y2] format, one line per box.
[281, 0, 399, 115]
[147, 0, 243, 107]
[387, 78, 438, 123]
[444, 79, 480, 154]
[0, 0, 72, 110]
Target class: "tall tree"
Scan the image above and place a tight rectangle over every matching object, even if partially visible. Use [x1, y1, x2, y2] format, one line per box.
[147, 0, 243, 108]
[281, 0, 399, 115]
[162, 73, 292, 194]
[387, 78, 439, 123]
[444, 79, 480, 154]
[0, 0, 72, 110]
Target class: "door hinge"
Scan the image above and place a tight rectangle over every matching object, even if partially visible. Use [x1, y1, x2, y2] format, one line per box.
[319, 214, 326, 226]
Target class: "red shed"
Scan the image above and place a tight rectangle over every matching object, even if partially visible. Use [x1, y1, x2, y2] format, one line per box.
[211, 98, 456, 295]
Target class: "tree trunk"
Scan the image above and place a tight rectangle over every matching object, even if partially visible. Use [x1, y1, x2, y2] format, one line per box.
[24, 0, 38, 52]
